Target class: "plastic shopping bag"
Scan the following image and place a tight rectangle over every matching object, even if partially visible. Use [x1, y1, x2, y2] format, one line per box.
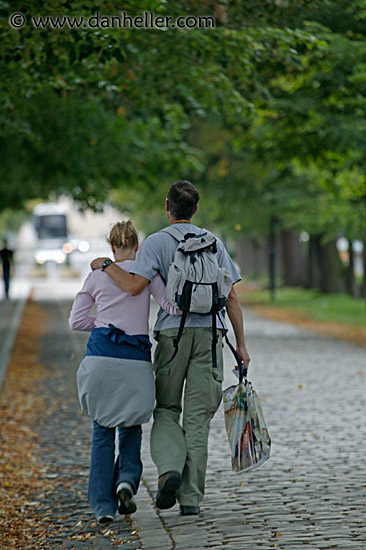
[223, 367, 271, 474]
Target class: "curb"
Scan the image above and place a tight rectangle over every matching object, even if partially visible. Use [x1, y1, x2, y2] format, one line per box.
[0, 290, 31, 393]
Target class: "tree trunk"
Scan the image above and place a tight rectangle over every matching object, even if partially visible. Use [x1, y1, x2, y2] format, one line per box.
[306, 235, 321, 289]
[362, 240, 366, 298]
[234, 236, 246, 277]
[252, 238, 267, 276]
[316, 238, 343, 293]
[280, 229, 306, 286]
[345, 238, 356, 297]
[235, 236, 267, 278]
[268, 216, 276, 301]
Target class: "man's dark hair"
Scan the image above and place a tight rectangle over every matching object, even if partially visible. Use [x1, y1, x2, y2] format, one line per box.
[167, 181, 200, 220]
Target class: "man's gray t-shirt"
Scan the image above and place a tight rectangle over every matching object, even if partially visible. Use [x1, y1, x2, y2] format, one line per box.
[131, 223, 241, 333]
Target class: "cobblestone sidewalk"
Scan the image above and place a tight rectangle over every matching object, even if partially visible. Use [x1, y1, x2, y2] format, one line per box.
[14, 299, 366, 549]
[141, 313, 366, 550]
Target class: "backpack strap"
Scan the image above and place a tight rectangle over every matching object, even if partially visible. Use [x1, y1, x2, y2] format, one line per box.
[212, 312, 218, 369]
[158, 226, 187, 368]
[160, 311, 187, 368]
[162, 226, 210, 247]
[217, 314, 247, 384]
[161, 226, 185, 242]
[162, 312, 219, 371]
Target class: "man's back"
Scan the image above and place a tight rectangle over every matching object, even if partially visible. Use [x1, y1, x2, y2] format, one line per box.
[131, 222, 240, 332]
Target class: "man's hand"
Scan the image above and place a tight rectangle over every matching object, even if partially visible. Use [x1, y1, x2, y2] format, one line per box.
[90, 257, 109, 270]
[226, 285, 251, 371]
[236, 344, 251, 371]
[89, 257, 150, 296]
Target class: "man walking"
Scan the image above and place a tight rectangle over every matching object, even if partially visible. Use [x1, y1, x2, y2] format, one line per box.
[91, 181, 250, 515]
[0, 240, 13, 299]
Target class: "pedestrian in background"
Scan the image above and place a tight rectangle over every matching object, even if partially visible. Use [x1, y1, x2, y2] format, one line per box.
[0, 240, 13, 299]
[69, 220, 179, 525]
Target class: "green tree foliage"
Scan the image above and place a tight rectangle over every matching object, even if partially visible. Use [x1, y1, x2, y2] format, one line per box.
[0, 0, 365, 286]
[251, 19, 366, 243]
[0, 0, 327, 207]
[186, 2, 366, 249]
[0, 90, 200, 211]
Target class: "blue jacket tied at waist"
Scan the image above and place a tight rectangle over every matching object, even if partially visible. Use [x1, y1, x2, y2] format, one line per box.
[86, 324, 152, 362]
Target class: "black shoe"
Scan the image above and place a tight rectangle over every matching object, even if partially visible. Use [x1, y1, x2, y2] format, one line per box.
[117, 483, 137, 515]
[156, 471, 182, 509]
[180, 506, 200, 516]
[97, 515, 114, 525]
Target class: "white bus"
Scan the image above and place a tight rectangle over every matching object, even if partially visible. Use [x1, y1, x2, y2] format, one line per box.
[33, 203, 68, 264]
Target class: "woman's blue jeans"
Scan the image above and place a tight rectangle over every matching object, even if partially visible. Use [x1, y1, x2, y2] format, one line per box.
[88, 421, 143, 518]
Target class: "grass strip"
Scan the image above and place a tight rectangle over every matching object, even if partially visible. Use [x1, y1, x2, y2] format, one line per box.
[236, 284, 366, 347]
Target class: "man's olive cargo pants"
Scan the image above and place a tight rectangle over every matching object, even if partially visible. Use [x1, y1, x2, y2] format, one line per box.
[150, 327, 224, 507]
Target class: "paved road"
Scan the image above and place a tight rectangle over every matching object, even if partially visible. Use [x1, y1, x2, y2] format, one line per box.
[2, 282, 366, 549]
[138, 306, 366, 550]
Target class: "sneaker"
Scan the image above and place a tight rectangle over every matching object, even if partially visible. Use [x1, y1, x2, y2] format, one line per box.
[156, 471, 182, 510]
[180, 505, 200, 516]
[97, 515, 114, 525]
[116, 482, 137, 515]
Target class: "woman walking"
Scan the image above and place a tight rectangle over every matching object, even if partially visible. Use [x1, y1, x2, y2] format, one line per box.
[69, 220, 178, 525]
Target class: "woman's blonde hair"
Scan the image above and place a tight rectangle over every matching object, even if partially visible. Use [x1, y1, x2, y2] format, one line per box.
[107, 220, 138, 249]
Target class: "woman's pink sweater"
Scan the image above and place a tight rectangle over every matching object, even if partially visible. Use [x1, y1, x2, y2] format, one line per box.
[69, 260, 177, 335]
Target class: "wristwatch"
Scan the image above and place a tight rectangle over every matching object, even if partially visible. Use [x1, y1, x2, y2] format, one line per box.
[101, 258, 113, 271]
